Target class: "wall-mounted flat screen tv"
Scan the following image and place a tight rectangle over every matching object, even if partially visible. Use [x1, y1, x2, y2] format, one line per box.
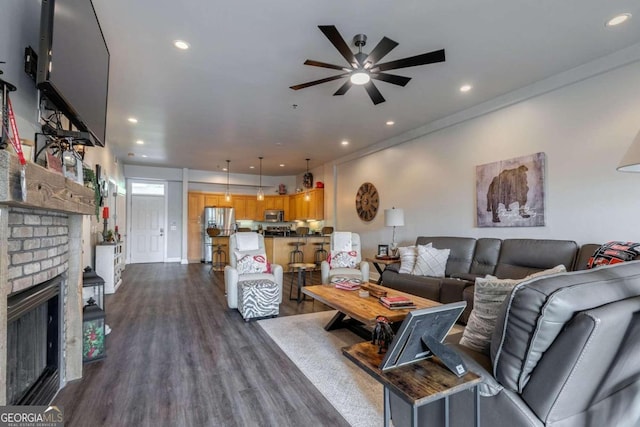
[37, 0, 109, 147]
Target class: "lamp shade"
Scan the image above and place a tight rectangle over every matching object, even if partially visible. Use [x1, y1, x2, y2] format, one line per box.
[617, 130, 640, 172]
[384, 208, 405, 227]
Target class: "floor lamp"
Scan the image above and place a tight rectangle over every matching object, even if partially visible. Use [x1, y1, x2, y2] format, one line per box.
[617, 129, 640, 172]
[384, 207, 405, 256]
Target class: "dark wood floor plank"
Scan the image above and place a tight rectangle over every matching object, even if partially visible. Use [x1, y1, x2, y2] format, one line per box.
[54, 264, 349, 427]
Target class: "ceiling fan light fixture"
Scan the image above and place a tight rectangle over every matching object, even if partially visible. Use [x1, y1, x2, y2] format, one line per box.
[606, 13, 631, 27]
[350, 71, 370, 85]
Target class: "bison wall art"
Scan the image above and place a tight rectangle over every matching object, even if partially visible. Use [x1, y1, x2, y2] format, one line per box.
[476, 153, 546, 227]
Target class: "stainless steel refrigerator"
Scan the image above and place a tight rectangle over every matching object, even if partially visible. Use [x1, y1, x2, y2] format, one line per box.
[202, 207, 235, 262]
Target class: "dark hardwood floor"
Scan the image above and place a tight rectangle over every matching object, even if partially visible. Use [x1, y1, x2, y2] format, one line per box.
[54, 263, 350, 427]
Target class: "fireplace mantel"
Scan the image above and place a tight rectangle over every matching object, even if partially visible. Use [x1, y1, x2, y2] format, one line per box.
[0, 151, 95, 215]
[1, 150, 93, 404]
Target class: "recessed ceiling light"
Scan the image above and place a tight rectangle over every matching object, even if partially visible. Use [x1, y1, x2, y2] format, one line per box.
[127, 117, 138, 123]
[141, 154, 148, 158]
[249, 165, 255, 169]
[386, 121, 395, 126]
[460, 84, 472, 93]
[606, 13, 631, 27]
[173, 40, 190, 50]
[222, 167, 228, 172]
[279, 164, 285, 167]
[341, 140, 349, 146]
[136, 140, 144, 145]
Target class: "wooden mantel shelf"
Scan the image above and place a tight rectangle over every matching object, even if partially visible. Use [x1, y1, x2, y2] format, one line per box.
[0, 151, 95, 215]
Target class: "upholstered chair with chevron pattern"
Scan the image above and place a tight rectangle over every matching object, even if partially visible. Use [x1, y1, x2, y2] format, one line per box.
[224, 232, 283, 311]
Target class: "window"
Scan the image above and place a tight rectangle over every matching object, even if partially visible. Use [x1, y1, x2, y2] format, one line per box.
[130, 182, 165, 196]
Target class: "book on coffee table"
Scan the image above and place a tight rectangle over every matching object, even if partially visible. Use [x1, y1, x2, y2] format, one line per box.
[379, 295, 416, 310]
[331, 276, 362, 290]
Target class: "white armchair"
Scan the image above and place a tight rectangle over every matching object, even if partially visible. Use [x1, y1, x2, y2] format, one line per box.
[224, 232, 283, 309]
[320, 232, 370, 284]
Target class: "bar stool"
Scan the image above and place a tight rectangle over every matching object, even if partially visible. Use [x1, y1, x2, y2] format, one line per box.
[288, 227, 309, 265]
[313, 226, 333, 268]
[207, 228, 227, 273]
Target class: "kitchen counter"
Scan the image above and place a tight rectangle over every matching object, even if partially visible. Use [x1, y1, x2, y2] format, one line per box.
[263, 235, 330, 267]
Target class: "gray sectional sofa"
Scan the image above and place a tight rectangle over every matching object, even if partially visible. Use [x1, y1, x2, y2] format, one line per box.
[381, 236, 582, 323]
[389, 260, 640, 426]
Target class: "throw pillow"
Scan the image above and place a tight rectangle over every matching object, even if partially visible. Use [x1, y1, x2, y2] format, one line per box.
[412, 245, 449, 277]
[587, 241, 640, 269]
[235, 250, 271, 274]
[459, 264, 567, 354]
[398, 245, 420, 274]
[329, 251, 358, 268]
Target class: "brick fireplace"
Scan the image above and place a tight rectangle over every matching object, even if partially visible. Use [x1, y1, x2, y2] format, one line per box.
[0, 151, 94, 405]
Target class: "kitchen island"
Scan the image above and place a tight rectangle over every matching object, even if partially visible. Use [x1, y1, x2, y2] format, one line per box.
[264, 235, 330, 269]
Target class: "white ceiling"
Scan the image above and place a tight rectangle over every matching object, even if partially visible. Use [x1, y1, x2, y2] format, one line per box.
[92, 0, 640, 176]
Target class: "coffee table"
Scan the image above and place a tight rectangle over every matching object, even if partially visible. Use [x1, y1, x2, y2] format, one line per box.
[302, 283, 440, 339]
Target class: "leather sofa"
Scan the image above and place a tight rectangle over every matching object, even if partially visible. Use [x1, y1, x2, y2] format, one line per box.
[389, 260, 640, 427]
[381, 237, 580, 323]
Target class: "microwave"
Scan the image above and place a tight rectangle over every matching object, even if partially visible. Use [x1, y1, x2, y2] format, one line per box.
[264, 210, 284, 222]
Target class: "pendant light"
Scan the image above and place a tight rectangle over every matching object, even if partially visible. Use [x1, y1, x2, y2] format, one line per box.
[257, 156, 264, 201]
[304, 158, 311, 201]
[224, 160, 231, 202]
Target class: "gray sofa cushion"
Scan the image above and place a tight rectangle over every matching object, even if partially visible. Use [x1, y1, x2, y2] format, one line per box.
[491, 260, 640, 393]
[469, 238, 502, 276]
[416, 236, 476, 276]
[493, 239, 578, 279]
[522, 296, 640, 425]
[379, 271, 441, 301]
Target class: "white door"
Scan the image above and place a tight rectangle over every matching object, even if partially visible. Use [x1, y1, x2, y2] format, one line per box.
[130, 191, 166, 263]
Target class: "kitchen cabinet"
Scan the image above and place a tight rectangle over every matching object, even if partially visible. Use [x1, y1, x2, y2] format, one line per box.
[265, 196, 285, 211]
[95, 242, 125, 294]
[188, 193, 204, 222]
[232, 196, 247, 220]
[289, 189, 324, 220]
[245, 197, 265, 221]
[204, 194, 221, 207]
[308, 188, 324, 220]
[188, 193, 205, 261]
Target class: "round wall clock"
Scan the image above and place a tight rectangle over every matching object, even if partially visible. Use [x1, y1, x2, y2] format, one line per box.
[355, 182, 379, 222]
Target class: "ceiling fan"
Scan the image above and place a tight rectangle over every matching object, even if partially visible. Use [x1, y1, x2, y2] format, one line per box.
[290, 25, 445, 105]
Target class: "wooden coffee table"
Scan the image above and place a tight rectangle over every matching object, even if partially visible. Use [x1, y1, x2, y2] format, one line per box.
[302, 283, 440, 339]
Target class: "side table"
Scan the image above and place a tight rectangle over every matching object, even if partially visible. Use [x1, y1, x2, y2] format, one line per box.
[343, 341, 481, 427]
[288, 262, 317, 303]
[366, 257, 400, 285]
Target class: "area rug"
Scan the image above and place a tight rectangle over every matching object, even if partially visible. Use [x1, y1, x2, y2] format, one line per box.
[258, 311, 383, 427]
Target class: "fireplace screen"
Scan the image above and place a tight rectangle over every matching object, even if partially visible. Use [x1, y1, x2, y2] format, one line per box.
[6, 276, 61, 405]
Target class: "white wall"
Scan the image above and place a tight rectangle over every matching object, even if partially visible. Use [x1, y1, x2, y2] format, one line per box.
[332, 59, 640, 258]
[2, 0, 123, 270]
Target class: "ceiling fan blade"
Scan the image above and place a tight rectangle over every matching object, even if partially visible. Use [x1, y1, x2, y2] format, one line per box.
[371, 73, 411, 87]
[373, 49, 445, 72]
[304, 59, 349, 71]
[333, 80, 353, 96]
[364, 81, 385, 105]
[318, 25, 358, 66]
[289, 74, 348, 90]
[363, 37, 398, 68]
